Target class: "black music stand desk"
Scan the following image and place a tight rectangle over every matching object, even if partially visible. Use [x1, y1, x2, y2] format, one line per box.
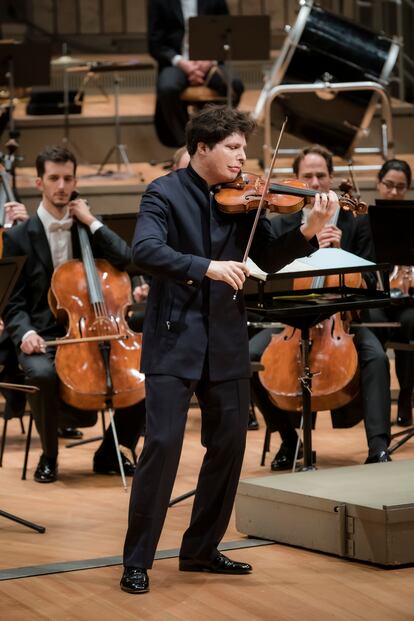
[245, 249, 391, 471]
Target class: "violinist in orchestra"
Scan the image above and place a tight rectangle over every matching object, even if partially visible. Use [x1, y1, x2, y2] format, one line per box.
[2, 145, 146, 484]
[368, 158, 414, 426]
[120, 105, 339, 595]
[250, 144, 392, 469]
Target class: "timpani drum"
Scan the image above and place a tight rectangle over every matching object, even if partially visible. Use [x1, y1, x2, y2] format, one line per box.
[254, 0, 400, 158]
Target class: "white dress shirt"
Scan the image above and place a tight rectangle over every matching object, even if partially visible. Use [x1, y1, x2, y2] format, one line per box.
[172, 0, 197, 66]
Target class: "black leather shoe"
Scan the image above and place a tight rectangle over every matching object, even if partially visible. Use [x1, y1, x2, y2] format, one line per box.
[93, 452, 135, 476]
[120, 567, 149, 594]
[396, 413, 413, 427]
[271, 440, 303, 471]
[34, 455, 58, 483]
[247, 417, 259, 431]
[365, 450, 392, 464]
[57, 426, 83, 439]
[179, 552, 252, 574]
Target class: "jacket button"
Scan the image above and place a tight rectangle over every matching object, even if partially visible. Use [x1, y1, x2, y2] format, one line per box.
[186, 279, 194, 286]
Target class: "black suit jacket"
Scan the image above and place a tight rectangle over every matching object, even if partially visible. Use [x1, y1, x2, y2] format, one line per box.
[148, 0, 229, 69]
[132, 165, 316, 381]
[2, 215, 131, 347]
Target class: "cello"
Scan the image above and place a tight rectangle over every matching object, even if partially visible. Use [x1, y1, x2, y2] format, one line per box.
[259, 205, 361, 413]
[48, 217, 145, 411]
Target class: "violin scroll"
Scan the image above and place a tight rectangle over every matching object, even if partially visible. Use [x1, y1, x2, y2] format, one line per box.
[338, 179, 368, 215]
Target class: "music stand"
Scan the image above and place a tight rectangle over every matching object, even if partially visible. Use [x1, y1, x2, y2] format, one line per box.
[0, 257, 45, 533]
[245, 255, 391, 470]
[188, 15, 270, 108]
[369, 200, 414, 453]
[0, 42, 51, 141]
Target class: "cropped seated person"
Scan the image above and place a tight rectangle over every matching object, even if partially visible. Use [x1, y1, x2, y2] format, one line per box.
[367, 158, 414, 426]
[148, 0, 244, 147]
[2, 146, 145, 483]
[0, 201, 30, 421]
[249, 145, 392, 468]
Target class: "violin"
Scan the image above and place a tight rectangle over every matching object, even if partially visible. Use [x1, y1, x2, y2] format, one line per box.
[48, 218, 145, 411]
[390, 265, 414, 297]
[214, 173, 367, 215]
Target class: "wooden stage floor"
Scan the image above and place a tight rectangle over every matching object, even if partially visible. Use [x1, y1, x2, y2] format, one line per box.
[1, 396, 413, 620]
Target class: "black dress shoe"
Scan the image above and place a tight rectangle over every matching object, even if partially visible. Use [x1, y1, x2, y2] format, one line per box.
[365, 450, 392, 464]
[34, 455, 58, 483]
[57, 426, 83, 439]
[247, 417, 259, 431]
[396, 389, 413, 426]
[396, 413, 413, 427]
[271, 440, 303, 471]
[93, 452, 135, 476]
[120, 567, 149, 594]
[179, 552, 252, 574]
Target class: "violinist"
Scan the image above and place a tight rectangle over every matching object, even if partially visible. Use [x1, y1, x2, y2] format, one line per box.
[2, 146, 146, 483]
[250, 145, 392, 468]
[368, 158, 414, 426]
[120, 106, 339, 595]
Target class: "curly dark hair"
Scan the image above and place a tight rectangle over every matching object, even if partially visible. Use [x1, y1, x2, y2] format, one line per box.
[35, 145, 77, 177]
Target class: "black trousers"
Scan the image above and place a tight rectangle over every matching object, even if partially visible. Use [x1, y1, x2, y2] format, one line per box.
[367, 305, 414, 391]
[249, 325, 391, 449]
[154, 65, 244, 148]
[18, 349, 145, 460]
[123, 373, 250, 569]
[0, 334, 26, 418]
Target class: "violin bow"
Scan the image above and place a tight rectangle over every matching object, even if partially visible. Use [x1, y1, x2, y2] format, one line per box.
[241, 117, 288, 266]
[233, 117, 288, 301]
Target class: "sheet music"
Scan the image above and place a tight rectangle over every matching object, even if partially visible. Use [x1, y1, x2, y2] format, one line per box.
[247, 248, 375, 280]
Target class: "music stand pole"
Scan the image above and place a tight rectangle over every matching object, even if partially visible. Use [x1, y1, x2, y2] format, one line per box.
[97, 73, 131, 176]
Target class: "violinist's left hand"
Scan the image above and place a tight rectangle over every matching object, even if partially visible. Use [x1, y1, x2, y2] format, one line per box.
[68, 198, 96, 228]
[317, 224, 342, 248]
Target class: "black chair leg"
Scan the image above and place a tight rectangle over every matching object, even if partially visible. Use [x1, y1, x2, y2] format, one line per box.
[0, 418, 8, 467]
[22, 412, 33, 480]
[261, 426, 271, 466]
[19, 417, 25, 434]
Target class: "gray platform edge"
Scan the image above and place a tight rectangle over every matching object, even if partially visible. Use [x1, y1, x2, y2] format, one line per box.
[0, 537, 274, 581]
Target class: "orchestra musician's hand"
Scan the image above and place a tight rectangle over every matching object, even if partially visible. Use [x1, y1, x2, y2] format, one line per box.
[206, 260, 250, 291]
[317, 224, 342, 248]
[0, 319, 4, 337]
[133, 283, 150, 303]
[4, 201, 29, 226]
[21, 332, 47, 355]
[300, 190, 339, 241]
[68, 197, 96, 228]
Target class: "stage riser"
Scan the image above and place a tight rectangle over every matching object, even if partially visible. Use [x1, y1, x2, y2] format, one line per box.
[236, 461, 414, 566]
[14, 104, 414, 167]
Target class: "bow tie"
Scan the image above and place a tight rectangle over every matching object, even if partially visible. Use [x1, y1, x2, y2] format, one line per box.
[48, 219, 73, 233]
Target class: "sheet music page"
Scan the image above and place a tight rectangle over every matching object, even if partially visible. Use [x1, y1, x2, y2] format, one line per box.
[247, 248, 374, 279]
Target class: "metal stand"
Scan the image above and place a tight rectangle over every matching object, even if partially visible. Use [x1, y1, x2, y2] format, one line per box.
[97, 73, 132, 177]
[169, 489, 196, 507]
[387, 340, 414, 455]
[0, 509, 45, 533]
[261, 80, 395, 172]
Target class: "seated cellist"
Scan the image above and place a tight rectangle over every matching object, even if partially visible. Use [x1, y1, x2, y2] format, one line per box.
[250, 145, 391, 468]
[2, 145, 146, 483]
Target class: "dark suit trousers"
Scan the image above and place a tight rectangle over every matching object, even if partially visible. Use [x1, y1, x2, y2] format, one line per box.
[123, 373, 250, 569]
[17, 349, 145, 459]
[154, 66, 244, 148]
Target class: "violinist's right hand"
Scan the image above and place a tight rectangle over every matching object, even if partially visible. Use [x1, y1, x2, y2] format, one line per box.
[21, 332, 47, 355]
[300, 190, 339, 240]
[206, 260, 250, 291]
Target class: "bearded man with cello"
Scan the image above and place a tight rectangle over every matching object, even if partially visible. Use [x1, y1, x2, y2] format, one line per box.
[2, 146, 145, 483]
[120, 106, 340, 595]
[250, 144, 391, 470]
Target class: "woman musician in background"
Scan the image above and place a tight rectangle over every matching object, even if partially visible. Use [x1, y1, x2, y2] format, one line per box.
[368, 159, 414, 427]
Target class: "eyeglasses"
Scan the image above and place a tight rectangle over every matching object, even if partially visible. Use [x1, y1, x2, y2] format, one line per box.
[380, 180, 407, 193]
